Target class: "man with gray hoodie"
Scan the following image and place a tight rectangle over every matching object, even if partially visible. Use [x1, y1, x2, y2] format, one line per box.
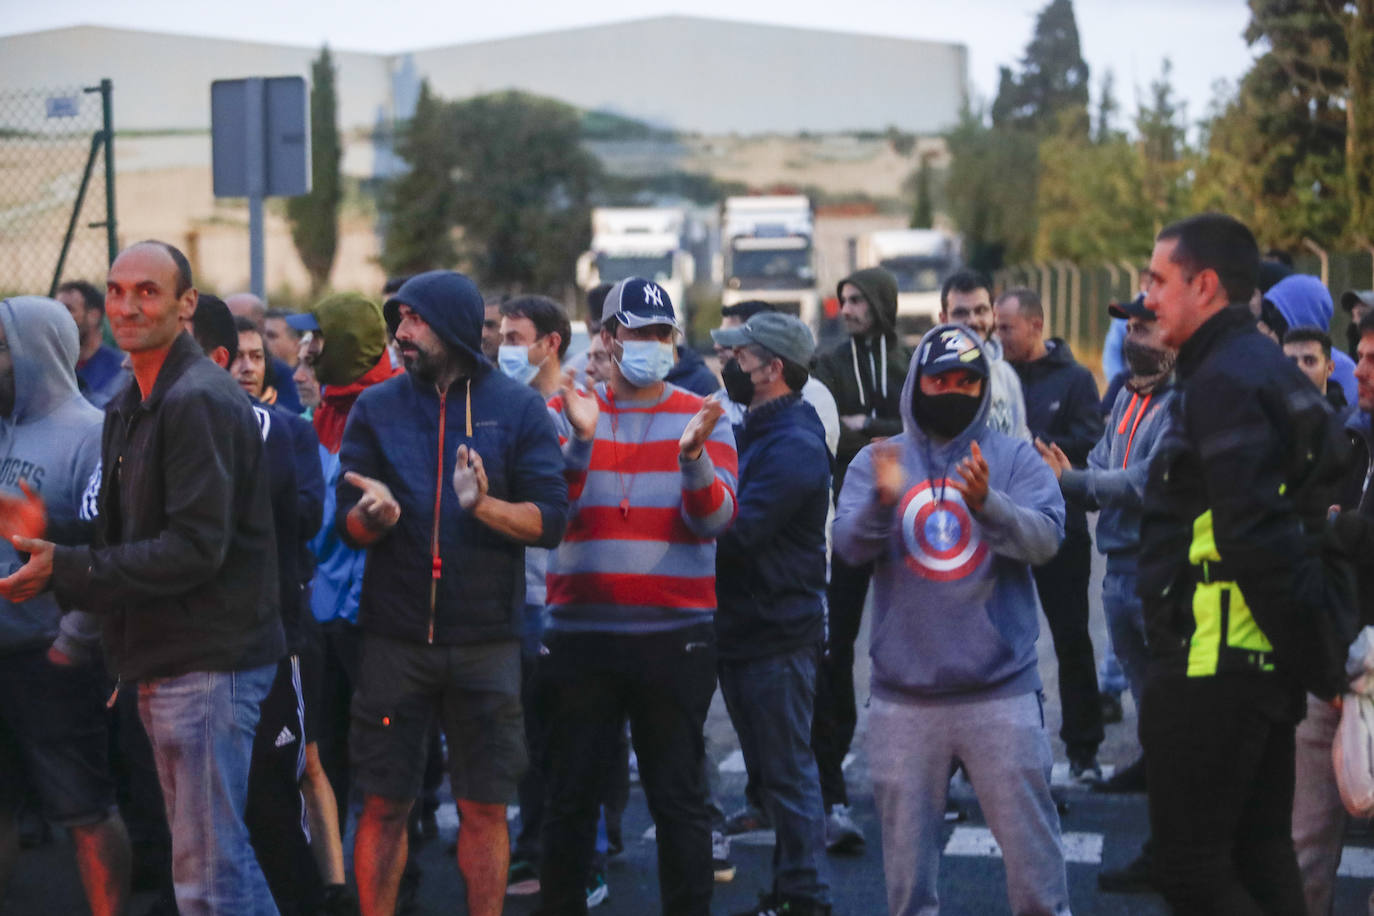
[0, 295, 130, 916]
[834, 324, 1070, 916]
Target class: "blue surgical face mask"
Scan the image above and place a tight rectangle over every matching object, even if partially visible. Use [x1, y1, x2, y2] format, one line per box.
[498, 344, 542, 385]
[615, 339, 675, 387]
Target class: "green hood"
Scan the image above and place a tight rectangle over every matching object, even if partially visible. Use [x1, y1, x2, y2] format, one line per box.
[313, 292, 387, 386]
[837, 267, 898, 340]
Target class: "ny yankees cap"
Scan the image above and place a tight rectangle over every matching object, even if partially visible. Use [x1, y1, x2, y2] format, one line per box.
[602, 277, 677, 329]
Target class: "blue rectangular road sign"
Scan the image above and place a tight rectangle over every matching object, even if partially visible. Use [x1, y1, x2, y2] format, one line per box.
[211, 76, 310, 198]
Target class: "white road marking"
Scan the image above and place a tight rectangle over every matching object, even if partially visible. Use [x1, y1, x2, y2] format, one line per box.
[944, 826, 1103, 865]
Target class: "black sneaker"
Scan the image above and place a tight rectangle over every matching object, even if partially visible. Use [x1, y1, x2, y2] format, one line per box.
[823, 804, 865, 855]
[1068, 753, 1103, 785]
[1098, 850, 1155, 893]
[1094, 756, 1146, 794]
[731, 892, 833, 916]
[724, 806, 773, 836]
[1100, 692, 1124, 724]
[319, 883, 360, 916]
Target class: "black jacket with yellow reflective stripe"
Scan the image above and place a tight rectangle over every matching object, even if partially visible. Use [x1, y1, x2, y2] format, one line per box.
[1138, 305, 1343, 704]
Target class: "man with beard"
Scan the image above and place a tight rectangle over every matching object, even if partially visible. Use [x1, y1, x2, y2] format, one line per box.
[338, 270, 568, 916]
[938, 270, 1029, 441]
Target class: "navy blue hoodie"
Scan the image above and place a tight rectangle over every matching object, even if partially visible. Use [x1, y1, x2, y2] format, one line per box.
[337, 271, 570, 645]
[667, 345, 721, 397]
[715, 394, 830, 660]
[1013, 338, 1103, 533]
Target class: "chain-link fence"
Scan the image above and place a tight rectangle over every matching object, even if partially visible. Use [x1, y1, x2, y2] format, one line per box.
[0, 80, 115, 297]
[995, 250, 1374, 363]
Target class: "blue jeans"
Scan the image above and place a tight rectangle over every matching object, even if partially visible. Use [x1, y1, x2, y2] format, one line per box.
[719, 645, 830, 905]
[1102, 570, 1149, 708]
[138, 664, 279, 916]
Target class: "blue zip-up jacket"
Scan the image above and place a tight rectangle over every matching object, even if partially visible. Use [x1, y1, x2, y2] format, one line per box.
[338, 271, 570, 645]
[309, 447, 365, 625]
[1266, 274, 1359, 406]
[835, 324, 1065, 703]
[715, 393, 830, 661]
[1060, 378, 1176, 573]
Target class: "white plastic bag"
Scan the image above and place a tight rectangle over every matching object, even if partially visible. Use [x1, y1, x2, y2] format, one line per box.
[1333, 627, 1374, 818]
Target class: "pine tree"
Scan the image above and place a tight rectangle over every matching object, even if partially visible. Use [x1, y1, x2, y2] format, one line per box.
[991, 0, 1091, 136]
[287, 46, 342, 296]
[379, 82, 459, 276]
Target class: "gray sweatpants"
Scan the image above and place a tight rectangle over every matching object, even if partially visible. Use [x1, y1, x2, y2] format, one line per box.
[867, 691, 1071, 916]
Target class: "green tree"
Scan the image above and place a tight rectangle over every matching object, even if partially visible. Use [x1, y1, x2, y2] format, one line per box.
[1344, 0, 1374, 242]
[287, 46, 342, 295]
[1094, 70, 1121, 144]
[943, 109, 1039, 270]
[908, 154, 935, 228]
[1193, 0, 1350, 247]
[991, 0, 1091, 137]
[379, 81, 459, 276]
[445, 91, 601, 292]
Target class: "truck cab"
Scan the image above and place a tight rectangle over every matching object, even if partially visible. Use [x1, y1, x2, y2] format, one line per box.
[719, 195, 820, 333]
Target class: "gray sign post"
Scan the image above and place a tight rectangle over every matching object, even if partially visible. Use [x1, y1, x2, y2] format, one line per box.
[211, 76, 310, 299]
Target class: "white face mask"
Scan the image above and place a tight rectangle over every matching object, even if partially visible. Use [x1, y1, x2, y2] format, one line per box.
[615, 339, 675, 387]
[498, 343, 543, 385]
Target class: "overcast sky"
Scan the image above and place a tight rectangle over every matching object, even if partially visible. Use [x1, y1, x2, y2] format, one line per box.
[0, 0, 1256, 131]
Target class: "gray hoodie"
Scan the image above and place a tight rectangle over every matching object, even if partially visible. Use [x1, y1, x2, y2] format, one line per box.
[0, 297, 104, 659]
[834, 324, 1065, 702]
[1059, 379, 1176, 573]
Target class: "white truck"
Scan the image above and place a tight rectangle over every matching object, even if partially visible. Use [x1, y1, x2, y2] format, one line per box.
[855, 228, 960, 341]
[576, 208, 695, 320]
[719, 195, 820, 332]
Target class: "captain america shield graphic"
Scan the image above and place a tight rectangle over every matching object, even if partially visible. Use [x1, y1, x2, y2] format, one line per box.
[898, 479, 987, 581]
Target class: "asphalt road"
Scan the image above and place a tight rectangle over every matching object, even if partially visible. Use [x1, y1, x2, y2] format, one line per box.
[8, 536, 1374, 915]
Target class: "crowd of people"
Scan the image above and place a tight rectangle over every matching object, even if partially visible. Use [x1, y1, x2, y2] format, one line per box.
[0, 209, 1371, 916]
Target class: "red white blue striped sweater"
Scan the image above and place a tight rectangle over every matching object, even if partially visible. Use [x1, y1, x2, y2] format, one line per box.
[545, 382, 738, 633]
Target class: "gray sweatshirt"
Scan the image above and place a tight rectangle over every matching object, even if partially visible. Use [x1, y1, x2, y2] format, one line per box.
[1059, 379, 1176, 572]
[0, 296, 104, 660]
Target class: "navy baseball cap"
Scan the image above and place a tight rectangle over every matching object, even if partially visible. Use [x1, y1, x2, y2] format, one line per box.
[1108, 293, 1152, 321]
[917, 326, 988, 379]
[601, 277, 677, 329]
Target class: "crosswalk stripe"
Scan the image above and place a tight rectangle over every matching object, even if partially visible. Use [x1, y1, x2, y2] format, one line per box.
[1338, 847, 1374, 878]
[944, 826, 1103, 865]
[719, 750, 854, 774]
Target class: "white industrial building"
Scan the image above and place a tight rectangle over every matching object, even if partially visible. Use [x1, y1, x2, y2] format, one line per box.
[0, 16, 967, 136]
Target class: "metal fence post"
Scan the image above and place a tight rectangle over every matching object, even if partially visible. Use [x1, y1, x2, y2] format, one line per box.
[99, 79, 116, 265]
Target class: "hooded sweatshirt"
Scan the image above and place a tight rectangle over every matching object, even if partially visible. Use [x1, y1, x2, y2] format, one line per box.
[0, 297, 104, 660]
[1012, 338, 1104, 534]
[812, 267, 910, 490]
[338, 271, 569, 645]
[1060, 377, 1176, 572]
[1265, 274, 1359, 406]
[666, 345, 721, 397]
[833, 324, 1065, 703]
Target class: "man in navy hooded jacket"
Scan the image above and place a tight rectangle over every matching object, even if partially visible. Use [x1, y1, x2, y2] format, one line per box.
[337, 270, 569, 916]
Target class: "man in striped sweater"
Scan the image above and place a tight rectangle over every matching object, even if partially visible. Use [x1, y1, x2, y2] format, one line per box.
[538, 277, 738, 916]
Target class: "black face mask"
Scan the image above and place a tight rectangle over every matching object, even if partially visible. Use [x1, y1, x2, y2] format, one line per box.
[721, 358, 755, 406]
[913, 392, 980, 439]
[1122, 338, 1173, 378]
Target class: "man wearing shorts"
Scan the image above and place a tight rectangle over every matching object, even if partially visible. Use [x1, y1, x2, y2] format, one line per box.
[337, 270, 569, 916]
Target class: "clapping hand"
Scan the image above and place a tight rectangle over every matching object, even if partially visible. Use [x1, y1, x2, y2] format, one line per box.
[452, 445, 489, 511]
[951, 440, 990, 513]
[1034, 438, 1070, 481]
[680, 394, 725, 461]
[0, 535, 55, 603]
[560, 368, 599, 442]
[872, 439, 906, 506]
[0, 481, 46, 543]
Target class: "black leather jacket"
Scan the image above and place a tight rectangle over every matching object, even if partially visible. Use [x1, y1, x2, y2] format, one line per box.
[53, 332, 285, 681]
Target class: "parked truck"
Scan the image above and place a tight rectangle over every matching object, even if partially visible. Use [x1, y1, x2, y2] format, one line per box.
[854, 228, 960, 342]
[576, 207, 695, 321]
[718, 195, 820, 332]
